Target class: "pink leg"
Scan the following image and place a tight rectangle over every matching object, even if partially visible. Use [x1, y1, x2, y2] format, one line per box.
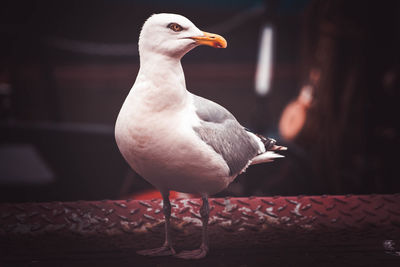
[175, 195, 209, 259]
[137, 191, 176, 257]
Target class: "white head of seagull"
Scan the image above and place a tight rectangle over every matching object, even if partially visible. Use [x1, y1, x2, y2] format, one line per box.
[138, 13, 227, 60]
[135, 13, 227, 112]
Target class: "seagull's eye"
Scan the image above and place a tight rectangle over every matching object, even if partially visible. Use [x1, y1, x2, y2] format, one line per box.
[167, 23, 183, 32]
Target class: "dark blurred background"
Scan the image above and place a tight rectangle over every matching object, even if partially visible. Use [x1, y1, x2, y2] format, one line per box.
[0, 0, 398, 202]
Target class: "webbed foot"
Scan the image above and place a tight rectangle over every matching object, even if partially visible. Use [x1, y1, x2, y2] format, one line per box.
[137, 245, 176, 257]
[174, 245, 208, 260]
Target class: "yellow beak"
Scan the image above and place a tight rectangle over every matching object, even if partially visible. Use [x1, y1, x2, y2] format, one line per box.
[190, 31, 227, 48]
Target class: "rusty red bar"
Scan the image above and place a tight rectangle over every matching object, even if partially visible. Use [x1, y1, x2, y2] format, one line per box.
[1, 194, 400, 266]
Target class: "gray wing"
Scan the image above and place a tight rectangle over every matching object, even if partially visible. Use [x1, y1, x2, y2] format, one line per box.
[192, 94, 260, 176]
[192, 94, 235, 123]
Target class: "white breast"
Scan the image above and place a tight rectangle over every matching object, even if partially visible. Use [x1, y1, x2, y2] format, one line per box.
[115, 92, 231, 195]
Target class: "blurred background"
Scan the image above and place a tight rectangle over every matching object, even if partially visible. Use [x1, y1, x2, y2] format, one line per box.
[0, 0, 399, 202]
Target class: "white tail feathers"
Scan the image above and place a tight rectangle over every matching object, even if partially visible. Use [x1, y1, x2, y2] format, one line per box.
[251, 151, 285, 165]
[246, 129, 287, 165]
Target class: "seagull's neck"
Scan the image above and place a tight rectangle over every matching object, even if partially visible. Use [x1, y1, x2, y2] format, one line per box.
[133, 53, 188, 112]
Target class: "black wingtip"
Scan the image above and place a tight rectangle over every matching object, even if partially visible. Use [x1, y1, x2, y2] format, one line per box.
[255, 134, 276, 151]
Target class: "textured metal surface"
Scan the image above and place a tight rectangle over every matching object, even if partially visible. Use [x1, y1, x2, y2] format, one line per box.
[1, 194, 400, 266]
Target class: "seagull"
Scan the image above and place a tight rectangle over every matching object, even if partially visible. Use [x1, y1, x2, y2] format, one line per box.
[115, 13, 286, 259]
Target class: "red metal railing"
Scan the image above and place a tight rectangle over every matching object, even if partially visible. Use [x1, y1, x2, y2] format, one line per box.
[1, 194, 400, 266]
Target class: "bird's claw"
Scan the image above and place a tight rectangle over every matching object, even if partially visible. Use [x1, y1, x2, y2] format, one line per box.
[137, 245, 176, 257]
